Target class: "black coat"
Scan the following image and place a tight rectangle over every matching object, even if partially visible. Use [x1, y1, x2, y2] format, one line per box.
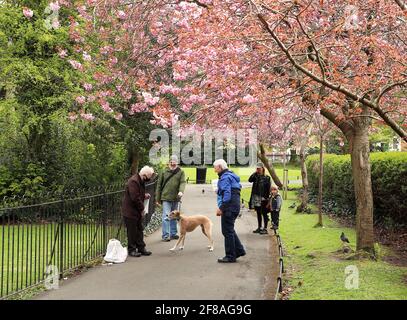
[248, 173, 271, 210]
[122, 174, 145, 220]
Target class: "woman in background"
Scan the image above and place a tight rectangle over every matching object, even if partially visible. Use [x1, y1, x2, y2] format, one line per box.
[248, 162, 271, 235]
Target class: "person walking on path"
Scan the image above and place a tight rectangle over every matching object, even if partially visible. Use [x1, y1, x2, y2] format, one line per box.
[214, 159, 246, 263]
[269, 185, 283, 230]
[248, 162, 271, 235]
[156, 155, 186, 241]
[122, 166, 154, 257]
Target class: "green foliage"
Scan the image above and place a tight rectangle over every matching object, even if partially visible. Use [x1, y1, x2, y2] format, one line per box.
[0, 3, 132, 197]
[306, 152, 407, 227]
[241, 190, 407, 300]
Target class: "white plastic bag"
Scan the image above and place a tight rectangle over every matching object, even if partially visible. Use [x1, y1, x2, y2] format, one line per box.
[104, 239, 128, 263]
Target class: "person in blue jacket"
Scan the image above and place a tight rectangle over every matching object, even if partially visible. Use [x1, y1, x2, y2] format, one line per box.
[213, 159, 246, 263]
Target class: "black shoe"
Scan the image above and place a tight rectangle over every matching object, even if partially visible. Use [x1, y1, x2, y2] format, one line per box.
[162, 237, 170, 242]
[217, 257, 236, 263]
[253, 228, 261, 234]
[139, 249, 152, 256]
[236, 251, 246, 258]
[129, 251, 141, 257]
[170, 235, 179, 240]
[260, 228, 268, 234]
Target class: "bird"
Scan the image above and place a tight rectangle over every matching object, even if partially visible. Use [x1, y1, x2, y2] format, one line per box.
[289, 202, 296, 209]
[202, 189, 205, 194]
[340, 232, 350, 243]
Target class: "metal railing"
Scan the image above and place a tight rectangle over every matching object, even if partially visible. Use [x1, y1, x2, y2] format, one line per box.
[273, 228, 284, 300]
[241, 198, 285, 300]
[0, 180, 157, 299]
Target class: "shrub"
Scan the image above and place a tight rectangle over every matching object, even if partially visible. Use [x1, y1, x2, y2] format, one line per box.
[306, 152, 407, 228]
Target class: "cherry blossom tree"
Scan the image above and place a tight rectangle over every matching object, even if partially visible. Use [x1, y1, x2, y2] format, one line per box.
[67, 0, 406, 253]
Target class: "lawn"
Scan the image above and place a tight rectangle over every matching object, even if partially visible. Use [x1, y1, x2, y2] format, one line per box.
[241, 188, 407, 300]
[0, 223, 124, 298]
[182, 164, 302, 186]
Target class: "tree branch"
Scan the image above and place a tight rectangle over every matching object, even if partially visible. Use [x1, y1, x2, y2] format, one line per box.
[394, 0, 407, 11]
[256, 13, 407, 142]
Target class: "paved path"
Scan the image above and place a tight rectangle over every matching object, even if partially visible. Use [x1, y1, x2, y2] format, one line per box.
[35, 184, 278, 300]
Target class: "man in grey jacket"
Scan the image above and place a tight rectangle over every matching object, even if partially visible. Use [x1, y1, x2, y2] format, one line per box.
[156, 155, 186, 241]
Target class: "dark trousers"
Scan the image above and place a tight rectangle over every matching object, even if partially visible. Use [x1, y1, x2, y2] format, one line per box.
[221, 195, 245, 260]
[123, 216, 145, 253]
[271, 210, 280, 227]
[255, 204, 269, 229]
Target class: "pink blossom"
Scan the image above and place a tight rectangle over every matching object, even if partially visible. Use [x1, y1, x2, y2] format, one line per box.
[142, 92, 159, 106]
[51, 19, 60, 29]
[117, 10, 126, 20]
[100, 46, 113, 55]
[159, 84, 181, 95]
[157, 59, 166, 67]
[236, 109, 244, 117]
[83, 83, 93, 91]
[188, 94, 205, 104]
[83, 52, 92, 61]
[23, 8, 33, 18]
[49, 2, 60, 11]
[100, 101, 113, 113]
[181, 103, 192, 112]
[80, 113, 95, 121]
[75, 96, 86, 105]
[242, 94, 257, 104]
[130, 103, 148, 113]
[173, 72, 187, 81]
[58, 49, 67, 58]
[109, 56, 118, 65]
[68, 60, 83, 70]
[68, 113, 78, 122]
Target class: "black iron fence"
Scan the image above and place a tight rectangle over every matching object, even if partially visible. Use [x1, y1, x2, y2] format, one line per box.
[0, 180, 157, 299]
[273, 229, 284, 300]
[241, 197, 285, 300]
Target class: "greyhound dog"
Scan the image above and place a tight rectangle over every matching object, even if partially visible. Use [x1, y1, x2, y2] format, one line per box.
[167, 210, 214, 252]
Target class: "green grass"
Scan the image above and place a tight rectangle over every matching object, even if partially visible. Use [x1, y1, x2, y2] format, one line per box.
[182, 165, 302, 185]
[0, 223, 124, 298]
[241, 189, 407, 300]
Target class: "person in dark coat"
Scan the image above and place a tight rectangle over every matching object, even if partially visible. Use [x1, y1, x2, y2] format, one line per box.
[248, 162, 271, 234]
[214, 159, 246, 263]
[269, 185, 283, 229]
[122, 166, 155, 257]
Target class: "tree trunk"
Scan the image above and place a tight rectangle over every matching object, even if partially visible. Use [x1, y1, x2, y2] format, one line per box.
[298, 145, 309, 212]
[347, 126, 375, 252]
[317, 135, 324, 226]
[130, 148, 140, 175]
[257, 143, 283, 188]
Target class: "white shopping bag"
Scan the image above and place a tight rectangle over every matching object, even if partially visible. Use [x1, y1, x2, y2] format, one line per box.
[144, 198, 150, 214]
[104, 239, 128, 263]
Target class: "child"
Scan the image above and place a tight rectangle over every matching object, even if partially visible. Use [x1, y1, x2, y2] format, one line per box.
[268, 185, 282, 229]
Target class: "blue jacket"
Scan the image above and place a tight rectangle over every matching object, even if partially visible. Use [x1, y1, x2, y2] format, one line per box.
[217, 170, 241, 211]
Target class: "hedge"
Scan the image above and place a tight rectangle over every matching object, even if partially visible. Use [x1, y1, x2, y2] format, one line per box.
[306, 152, 407, 228]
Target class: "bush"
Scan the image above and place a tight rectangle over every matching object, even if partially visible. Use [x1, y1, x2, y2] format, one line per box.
[306, 152, 407, 228]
